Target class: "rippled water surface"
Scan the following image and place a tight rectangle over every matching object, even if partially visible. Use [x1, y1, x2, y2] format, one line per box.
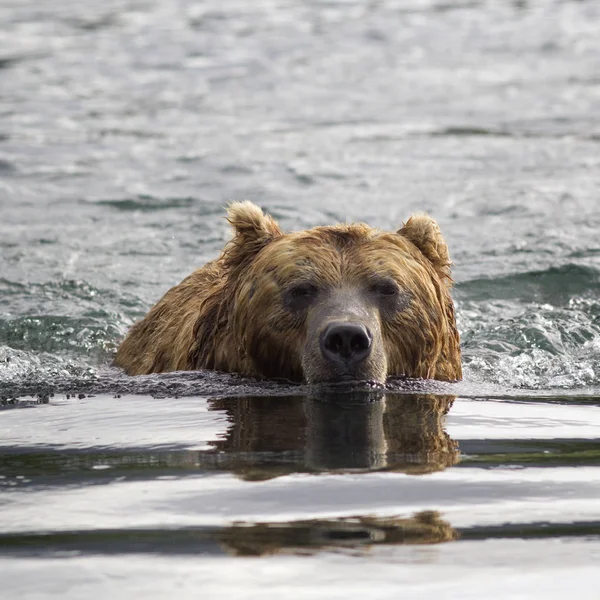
[1, 0, 600, 597]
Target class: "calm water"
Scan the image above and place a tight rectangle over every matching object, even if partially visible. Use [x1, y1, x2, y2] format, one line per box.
[1, 0, 600, 597]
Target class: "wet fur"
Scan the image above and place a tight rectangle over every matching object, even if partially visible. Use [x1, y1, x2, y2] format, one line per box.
[114, 202, 462, 382]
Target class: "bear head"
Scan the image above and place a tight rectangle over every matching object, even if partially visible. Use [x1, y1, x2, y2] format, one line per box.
[191, 201, 461, 384]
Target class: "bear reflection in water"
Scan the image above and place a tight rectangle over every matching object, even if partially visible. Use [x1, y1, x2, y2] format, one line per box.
[208, 392, 458, 479]
[217, 510, 456, 557]
[210, 392, 458, 555]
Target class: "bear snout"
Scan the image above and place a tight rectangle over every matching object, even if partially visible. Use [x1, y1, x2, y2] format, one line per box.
[320, 322, 373, 367]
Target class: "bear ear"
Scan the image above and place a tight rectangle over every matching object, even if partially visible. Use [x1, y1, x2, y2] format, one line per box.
[224, 201, 283, 269]
[397, 214, 453, 284]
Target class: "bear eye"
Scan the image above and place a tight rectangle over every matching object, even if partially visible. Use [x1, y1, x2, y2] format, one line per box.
[289, 283, 318, 298]
[370, 279, 399, 297]
[284, 283, 319, 310]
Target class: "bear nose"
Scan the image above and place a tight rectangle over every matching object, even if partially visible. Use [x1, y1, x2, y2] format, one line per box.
[320, 322, 372, 366]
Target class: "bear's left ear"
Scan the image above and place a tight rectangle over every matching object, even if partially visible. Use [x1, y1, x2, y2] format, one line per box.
[224, 201, 283, 270]
[397, 214, 453, 284]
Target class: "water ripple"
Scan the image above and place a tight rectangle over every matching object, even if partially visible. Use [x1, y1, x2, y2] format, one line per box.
[459, 267, 600, 389]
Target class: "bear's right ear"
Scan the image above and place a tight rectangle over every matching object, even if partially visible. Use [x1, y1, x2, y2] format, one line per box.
[223, 201, 282, 270]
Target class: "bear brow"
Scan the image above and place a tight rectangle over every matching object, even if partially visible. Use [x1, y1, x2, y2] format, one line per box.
[311, 226, 372, 250]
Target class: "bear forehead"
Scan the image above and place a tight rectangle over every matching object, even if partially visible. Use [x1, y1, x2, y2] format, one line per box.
[251, 226, 428, 283]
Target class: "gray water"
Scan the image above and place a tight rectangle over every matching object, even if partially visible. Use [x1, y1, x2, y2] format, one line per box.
[1, 0, 600, 597]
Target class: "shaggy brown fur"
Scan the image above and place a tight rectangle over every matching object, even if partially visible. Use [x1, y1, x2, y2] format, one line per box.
[114, 202, 462, 383]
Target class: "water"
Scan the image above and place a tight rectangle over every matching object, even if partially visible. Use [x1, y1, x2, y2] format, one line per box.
[3, 393, 600, 597]
[1, 0, 600, 597]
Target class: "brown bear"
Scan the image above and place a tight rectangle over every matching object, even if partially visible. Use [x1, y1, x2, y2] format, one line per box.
[114, 202, 461, 383]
